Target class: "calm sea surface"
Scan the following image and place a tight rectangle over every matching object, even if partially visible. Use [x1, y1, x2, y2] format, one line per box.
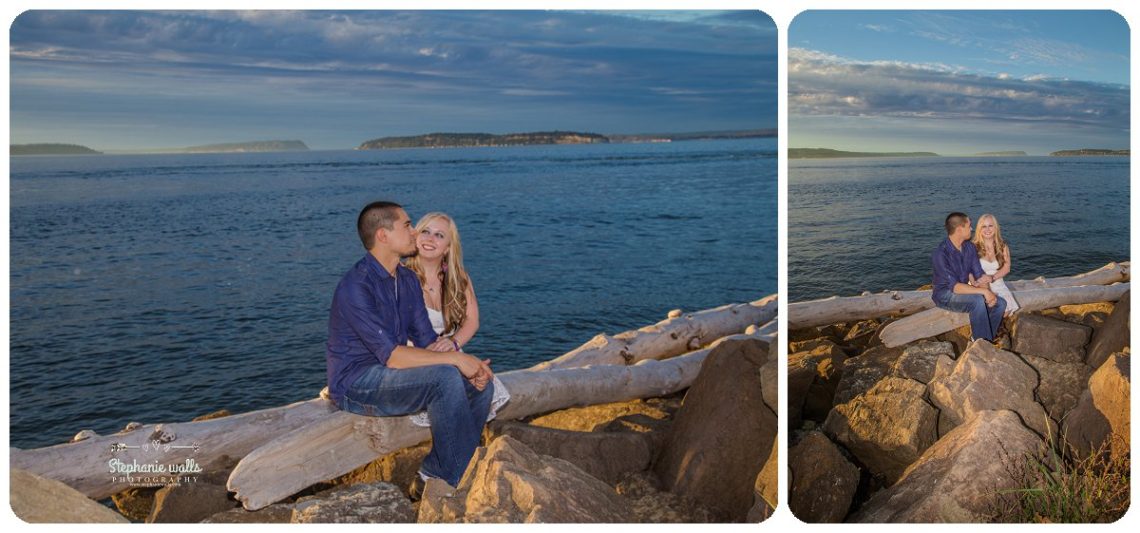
[790, 156, 1129, 302]
[9, 139, 776, 448]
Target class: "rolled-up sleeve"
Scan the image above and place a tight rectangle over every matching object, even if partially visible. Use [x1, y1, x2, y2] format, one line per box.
[338, 279, 399, 367]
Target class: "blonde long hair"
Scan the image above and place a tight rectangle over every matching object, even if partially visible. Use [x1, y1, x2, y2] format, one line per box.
[971, 213, 1008, 270]
[406, 212, 469, 334]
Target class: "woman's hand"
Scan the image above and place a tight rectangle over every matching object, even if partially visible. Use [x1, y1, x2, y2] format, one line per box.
[427, 337, 457, 352]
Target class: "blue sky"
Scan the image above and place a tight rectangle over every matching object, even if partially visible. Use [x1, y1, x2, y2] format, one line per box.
[9, 10, 776, 151]
[790, 11, 1129, 155]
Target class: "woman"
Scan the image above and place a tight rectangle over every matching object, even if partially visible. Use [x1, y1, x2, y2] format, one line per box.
[405, 212, 509, 426]
[971, 213, 1020, 315]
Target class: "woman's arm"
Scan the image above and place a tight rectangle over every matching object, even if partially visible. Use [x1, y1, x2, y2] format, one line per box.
[995, 245, 1012, 280]
[452, 278, 480, 349]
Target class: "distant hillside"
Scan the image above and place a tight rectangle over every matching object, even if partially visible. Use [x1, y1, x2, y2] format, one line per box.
[790, 148, 939, 159]
[1050, 148, 1129, 157]
[359, 131, 607, 150]
[607, 129, 777, 143]
[975, 151, 1027, 157]
[11, 143, 101, 156]
[181, 140, 309, 153]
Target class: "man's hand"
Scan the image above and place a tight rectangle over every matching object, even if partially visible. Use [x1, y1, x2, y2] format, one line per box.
[976, 274, 993, 288]
[469, 359, 493, 391]
[983, 289, 997, 307]
[451, 354, 493, 390]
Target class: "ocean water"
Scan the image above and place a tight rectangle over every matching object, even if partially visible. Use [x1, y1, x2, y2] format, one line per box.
[789, 156, 1129, 302]
[8, 139, 777, 448]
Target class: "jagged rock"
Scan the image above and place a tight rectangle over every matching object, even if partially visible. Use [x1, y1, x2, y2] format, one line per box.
[71, 429, 98, 442]
[201, 504, 294, 523]
[291, 482, 415, 523]
[9, 468, 130, 523]
[789, 336, 838, 354]
[147, 483, 236, 523]
[122, 422, 143, 432]
[789, 327, 824, 343]
[822, 377, 937, 483]
[441, 435, 628, 523]
[855, 410, 1045, 523]
[937, 324, 973, 356]
[486, 421, 651, 485]
[1021, 354, 1090, 425]
[844, 319, 880, 348]
[1057, 301, 1114, 331]
[1012, 314, 1091, 364]
[655, 338, 776, 522]
[111, 487, 157, 521]
[928, 340, 1053, 440]
[417, 478, 465, 523]
[760, 341, 778, 412]
[832, 344, 903, 405]
[192, 409, 232, 422]
[747, 437, 779, 522]
[1062, 352, 1131, 460]
[615, 471, 716, 522]
[788, 339, 847, 426]
[1087, 291, 1129, 369]
[328, 441, 431, 492]
[526, 397, 677, 432]
[788, 431, 859, 523]
[891, 341, 955, 384]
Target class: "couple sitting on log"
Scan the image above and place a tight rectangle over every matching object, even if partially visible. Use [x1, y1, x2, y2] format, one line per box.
[325, 200, 509, 500]
[931, 211, 1021, 342]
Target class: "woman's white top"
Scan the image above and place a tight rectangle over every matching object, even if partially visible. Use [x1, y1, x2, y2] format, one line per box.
[408, 307, 511, 427]
[980, 257, 1021, 314]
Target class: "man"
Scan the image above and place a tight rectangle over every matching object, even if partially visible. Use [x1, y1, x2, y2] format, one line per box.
[326, 200, 494, 497]
[931, 212, 1006, 342]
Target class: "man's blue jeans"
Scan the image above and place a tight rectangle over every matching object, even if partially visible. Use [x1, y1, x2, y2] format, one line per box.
[336, 364, 494, 486]
[935, 292, 1007, 341]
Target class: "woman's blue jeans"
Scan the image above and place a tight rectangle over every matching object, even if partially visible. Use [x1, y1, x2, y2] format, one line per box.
[935, 292, 1007, 341]
[336, 364, 494, 486]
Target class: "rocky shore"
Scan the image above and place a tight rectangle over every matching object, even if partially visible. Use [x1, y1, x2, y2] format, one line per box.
[788, 292, 1130, 523]
[11, 336, 778, 523]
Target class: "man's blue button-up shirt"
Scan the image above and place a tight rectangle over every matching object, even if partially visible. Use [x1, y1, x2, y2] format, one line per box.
[931, 238, 985, 303]
[326, 254, 437, 403]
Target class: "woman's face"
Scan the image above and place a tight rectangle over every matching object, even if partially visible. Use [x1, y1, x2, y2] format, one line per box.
[416, 218, 451, 260]
[978, 217, 996, 240]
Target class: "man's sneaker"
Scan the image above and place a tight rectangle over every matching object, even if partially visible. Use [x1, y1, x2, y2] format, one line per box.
[408, 476, 426, 501]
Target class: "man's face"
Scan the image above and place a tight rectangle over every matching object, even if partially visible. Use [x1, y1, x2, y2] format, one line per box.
[380, 208, 418, 256]
[958, 218, 973, 240]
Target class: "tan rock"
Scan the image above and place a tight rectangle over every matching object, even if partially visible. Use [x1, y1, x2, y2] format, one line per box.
[291, 482, 415, 523]
[615, 471, 716, 522]
[1062, 352, 1130, 460]
[527, 397, 677, 432]
[855, 410, 1045, 523]
[891, 341, 955, 384]
[928, 340, 1053, 440]
[789, 431, 859, 523]
[1086, 291, 1129, 369]
[844, 319, 880, 348]
[655, 338, 777, 522]
[487, 421, 651, 485]
[822, 377, 937, 484]
[147, 482, 237, 523]
[1021, 354, 1091, 425]
[10, 468, 130, 523]
[747, 437, 779, 522]
[328, 441, 431, 492]
[832, 344, 904, 405]
[110, 487, 156, 522]
[788, 339, 847, 426]
[201, 504, 294, 523]
[1012, 314, 1091, 364]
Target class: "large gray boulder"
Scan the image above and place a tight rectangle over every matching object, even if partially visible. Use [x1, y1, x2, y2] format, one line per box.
[655, 338, 777, 522]
[855, 410, 1045, 523]
[1062, 352, 1131, 460]
[832, 344, 904, 405]
[9, 468, 130, 523]
[892, 341, 955, 384]
[1012, 314, 1091, 364]
[1086, 291, 1129, 369]
[928, 340, 1052, 440]
[425, 435, 628, 523]
[487, 421, 652, 485]
[291, 482, 415, 523]
[1021, 354, 1090, 425]
[788, 431, 860, 523]
[822, 376, 937, 484]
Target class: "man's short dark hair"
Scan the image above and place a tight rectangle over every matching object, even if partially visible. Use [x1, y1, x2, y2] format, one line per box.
[945, 212, 969, 235]
[357, 201, 403, 250]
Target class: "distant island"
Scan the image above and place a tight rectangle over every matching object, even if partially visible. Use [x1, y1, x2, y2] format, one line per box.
[359, 131, 608, 150]
[180, 140, 309, 153]
[789, 148, 939, 159]
[975, 151, 1027, 157]
[1050, 148, 1130, 157]
[10, 143, 102, 156]
[607, 129, 777, 143]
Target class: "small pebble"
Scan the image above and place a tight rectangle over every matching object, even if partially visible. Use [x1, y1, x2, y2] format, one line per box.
[72, 429, 98, 442]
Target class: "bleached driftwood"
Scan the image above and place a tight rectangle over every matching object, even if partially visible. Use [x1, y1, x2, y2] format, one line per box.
[8, 398, 335, 500]
[879, 283, 1130, 348]
[529, 294, 778, 370]
[227, 320, 778, 511]
[788, 262, 1128, 329]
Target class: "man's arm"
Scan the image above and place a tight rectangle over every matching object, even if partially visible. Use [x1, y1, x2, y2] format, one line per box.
[964, 243, 992, 287]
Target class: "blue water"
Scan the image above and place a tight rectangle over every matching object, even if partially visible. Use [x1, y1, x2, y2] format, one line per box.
[789, 156, 1130, 302]
[8, 139, 777, 448]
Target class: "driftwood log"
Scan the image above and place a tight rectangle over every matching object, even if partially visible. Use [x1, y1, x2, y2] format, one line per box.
[879, 283, 1130, 347]
[530, 294, 778, 370]
[227, 319, 778, 510]
[788, 262, 1128, 330]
